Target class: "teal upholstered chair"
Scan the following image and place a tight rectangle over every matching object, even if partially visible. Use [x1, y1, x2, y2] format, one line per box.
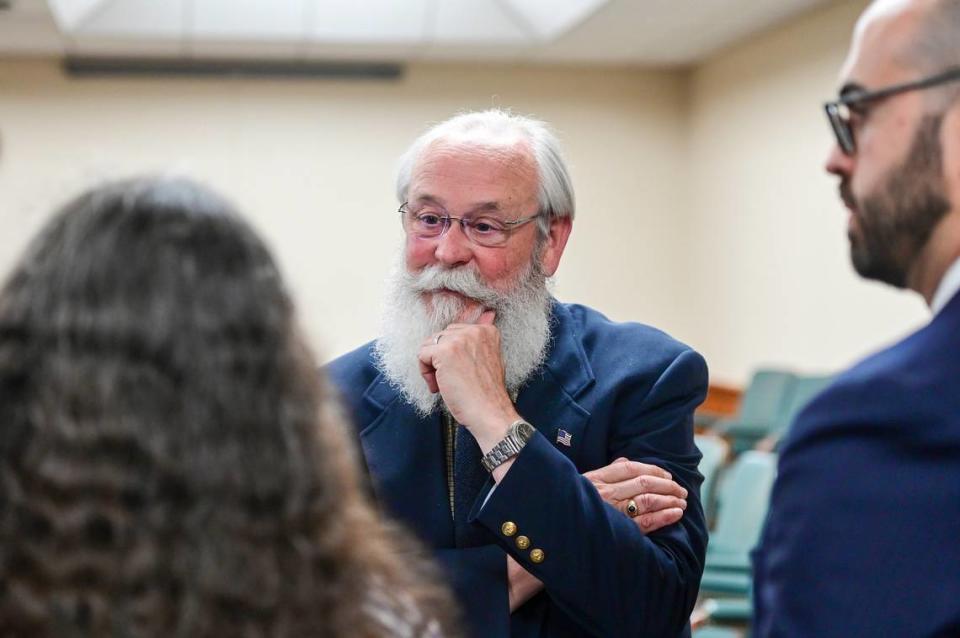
[692, 625, 745, 638]
[714, 369, 796, 453]
[768, 374, 833, 449]
[694, 433, 729, 525]
[699, 451, 777, 596]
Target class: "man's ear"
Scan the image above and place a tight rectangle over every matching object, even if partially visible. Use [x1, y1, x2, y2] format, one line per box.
[539, 216, 572, 277]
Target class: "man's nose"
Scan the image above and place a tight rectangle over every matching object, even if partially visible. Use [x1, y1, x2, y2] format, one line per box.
[825, 142, 854, 178]
[433, 220, 474, 266]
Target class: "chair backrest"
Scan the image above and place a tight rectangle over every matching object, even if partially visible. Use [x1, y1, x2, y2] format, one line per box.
[693, 626, 742, 638]
[735, 369, 797, 427]
[695, 433, 729, 524]
[707, 451, 777, 563]
[772, 374, 833, 436]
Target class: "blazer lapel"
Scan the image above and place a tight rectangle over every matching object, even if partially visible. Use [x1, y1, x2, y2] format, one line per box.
[515, 302, 594, 468]
[358, 375, 454, 547]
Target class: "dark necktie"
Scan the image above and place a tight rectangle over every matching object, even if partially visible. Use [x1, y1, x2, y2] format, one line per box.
[449, 413, 489, 547]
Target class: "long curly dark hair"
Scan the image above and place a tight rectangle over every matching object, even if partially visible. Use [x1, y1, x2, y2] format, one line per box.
[0, 177, 456, 637]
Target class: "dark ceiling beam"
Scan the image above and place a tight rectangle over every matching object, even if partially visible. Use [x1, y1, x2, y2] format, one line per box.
[62, 56, 404, 80]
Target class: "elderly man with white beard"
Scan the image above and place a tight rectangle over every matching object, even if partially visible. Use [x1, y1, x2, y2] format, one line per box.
[328, 109, 708, 638]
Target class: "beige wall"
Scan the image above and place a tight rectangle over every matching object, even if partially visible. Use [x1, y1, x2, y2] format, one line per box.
[0, 61, 687, 361]
[0, 0, 935, 384]
[685, 0, 929, 385]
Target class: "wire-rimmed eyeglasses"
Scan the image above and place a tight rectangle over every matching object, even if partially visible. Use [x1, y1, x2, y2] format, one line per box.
[824, 67, 960, 155]
[398, 202, 541, 247]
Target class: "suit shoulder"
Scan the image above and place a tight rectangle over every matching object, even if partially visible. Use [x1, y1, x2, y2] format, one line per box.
[807, 323, 947, 409]
[794, 349, 907, 432]
[325, 340, 379, 390]
[787, 327, 960, 452]
[561, 302, 704, 375]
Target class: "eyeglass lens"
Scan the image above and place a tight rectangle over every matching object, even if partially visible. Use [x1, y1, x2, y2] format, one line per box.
[825, 103, 855, 155]
[403, 211, 512, 247]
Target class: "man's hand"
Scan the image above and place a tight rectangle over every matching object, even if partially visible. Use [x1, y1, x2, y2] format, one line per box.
[507, 555, 544, 612]
[418, 309, 520, 452]
[584, 458, 688, 534]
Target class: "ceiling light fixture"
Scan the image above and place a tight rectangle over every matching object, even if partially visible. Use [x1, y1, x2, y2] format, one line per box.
[499, 0, 608, 40]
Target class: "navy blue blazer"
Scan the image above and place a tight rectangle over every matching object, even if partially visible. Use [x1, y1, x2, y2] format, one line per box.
[327, 302, 708, 638]
[754, 290, 960, 636]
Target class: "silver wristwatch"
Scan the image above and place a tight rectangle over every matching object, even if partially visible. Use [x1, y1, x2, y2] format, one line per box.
[481, 419, 535, 472]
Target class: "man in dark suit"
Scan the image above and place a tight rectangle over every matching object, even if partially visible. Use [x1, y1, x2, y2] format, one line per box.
[754, 1, 960, 635]
[327, 109, 708, 637]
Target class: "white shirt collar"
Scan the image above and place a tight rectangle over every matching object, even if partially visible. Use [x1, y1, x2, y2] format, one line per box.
[930, 256, 960, 315]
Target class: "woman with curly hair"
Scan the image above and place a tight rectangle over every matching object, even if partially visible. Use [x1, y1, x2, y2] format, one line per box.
[0, 177, 457, 637]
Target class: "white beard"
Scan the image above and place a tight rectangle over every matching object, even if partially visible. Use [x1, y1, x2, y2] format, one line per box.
[373, 253, 553, 417]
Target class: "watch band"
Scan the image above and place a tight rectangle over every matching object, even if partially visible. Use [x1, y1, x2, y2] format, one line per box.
[481, 419, 535, 472]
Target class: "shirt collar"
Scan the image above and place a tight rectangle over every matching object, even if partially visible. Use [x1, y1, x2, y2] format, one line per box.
[930, 256, 960, 315]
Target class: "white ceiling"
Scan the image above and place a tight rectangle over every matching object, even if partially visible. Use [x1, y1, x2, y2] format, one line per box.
[0, 0, 836, 67]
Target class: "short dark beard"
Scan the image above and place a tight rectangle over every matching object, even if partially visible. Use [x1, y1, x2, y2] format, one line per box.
[850, 114, 951, 288]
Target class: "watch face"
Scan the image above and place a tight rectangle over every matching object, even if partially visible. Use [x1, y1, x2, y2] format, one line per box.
[512, 420, 535, 441]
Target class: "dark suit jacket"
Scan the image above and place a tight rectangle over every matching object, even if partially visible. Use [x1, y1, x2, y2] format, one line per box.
[327, 301, 708, 638]
[753, 291, 960, 637]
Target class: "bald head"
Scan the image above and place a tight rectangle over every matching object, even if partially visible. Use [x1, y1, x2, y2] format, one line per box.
[892, 1, 959, 70]
[869, 1, 960, 78]
[847, 0, 960, 108]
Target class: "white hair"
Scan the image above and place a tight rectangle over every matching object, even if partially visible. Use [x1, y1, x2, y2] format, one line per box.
[373, 252, 552, 417]
[395, 109, 575, 236]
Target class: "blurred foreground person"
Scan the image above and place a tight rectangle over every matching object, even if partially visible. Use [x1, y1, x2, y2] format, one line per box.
[754, 0, 960, 635]
[0, 177, 455, 637]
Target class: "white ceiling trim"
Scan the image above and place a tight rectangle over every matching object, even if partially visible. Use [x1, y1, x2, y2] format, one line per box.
[0, 0, 836, 65]
[50, 0, 612, 46]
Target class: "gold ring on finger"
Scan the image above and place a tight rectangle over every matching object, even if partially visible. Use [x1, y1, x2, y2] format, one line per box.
[626, 499, 639, 518]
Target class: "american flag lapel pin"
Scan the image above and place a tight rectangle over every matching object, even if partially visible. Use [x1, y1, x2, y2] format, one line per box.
[556, 429, 573, 447]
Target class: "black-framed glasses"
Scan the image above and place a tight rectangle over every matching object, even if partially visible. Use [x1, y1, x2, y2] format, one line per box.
[398, 202, 540, 247]
[824, 67, 960, 155]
